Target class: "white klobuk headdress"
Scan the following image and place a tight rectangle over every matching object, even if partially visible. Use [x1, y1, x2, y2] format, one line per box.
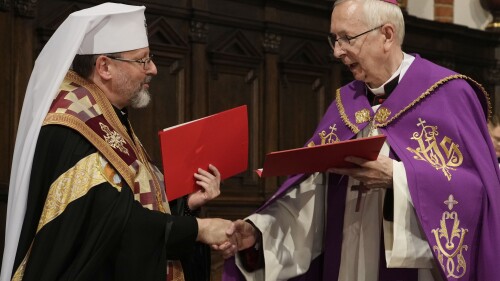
[0, 3, 148, 280]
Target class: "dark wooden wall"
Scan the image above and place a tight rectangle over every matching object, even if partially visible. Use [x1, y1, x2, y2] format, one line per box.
[1, 0, 499, 279]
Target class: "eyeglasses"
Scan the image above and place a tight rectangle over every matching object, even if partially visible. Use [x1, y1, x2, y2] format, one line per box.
[107, 55, 154, 70]
[328, 25, 383, 51]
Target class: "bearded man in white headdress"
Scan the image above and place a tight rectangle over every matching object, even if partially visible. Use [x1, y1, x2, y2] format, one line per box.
[1, 3, 234, 281]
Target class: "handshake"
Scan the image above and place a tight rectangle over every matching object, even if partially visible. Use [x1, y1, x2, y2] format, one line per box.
[196, 218, 258, 259]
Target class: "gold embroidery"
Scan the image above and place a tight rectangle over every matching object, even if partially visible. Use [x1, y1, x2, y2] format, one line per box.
[44, 114, 168, 214]
[13, 153, 118, 280]
[335, 75, 490, 131]
[371, 74, 491, 129]
[100, 122, 130, 155]
[67, 71, 139, 157]
[37, 153, 120, 232]
[355, 109, 371, 124]
[307, 124, 340, 146]
[128, 124, 170, 213]
[44, 114, 135, 193]
[374, 107, 391, 123]
[12, 246, 29, 280]
[336, 89, 360, 134]
[431, 194, 468, 279]
[319, 124, 340, 144]
[406, 118, 463, 181]
[47, 71, 169, 214]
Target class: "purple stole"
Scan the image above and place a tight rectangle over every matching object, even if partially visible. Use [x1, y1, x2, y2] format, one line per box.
[44, 70, 170, 213]
[223, 54, 500, 281]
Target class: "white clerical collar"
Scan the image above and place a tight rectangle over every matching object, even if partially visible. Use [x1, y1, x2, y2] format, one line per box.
[366, 52, 415, 96]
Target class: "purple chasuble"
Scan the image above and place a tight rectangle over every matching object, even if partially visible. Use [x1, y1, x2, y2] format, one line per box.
[223, 54, 500, 281]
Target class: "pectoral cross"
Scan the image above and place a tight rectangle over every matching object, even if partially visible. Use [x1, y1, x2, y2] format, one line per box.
[351, 183, 369, 212]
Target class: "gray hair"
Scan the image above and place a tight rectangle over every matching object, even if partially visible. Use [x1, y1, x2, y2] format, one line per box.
[333, 0, 405, 45]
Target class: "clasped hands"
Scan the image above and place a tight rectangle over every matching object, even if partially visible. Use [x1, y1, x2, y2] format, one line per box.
[191, 164, 256, 257]
[195, 218, 258, 259]
[197, 156, 395, 258]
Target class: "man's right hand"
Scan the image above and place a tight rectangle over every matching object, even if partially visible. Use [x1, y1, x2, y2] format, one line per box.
[213, 219, 258, 259]
[196, 218, 235, 245]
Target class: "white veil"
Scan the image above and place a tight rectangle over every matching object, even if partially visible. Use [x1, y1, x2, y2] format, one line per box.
[0, 3, 148, 280]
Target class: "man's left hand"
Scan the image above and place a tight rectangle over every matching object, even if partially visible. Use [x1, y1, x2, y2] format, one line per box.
[328, 155, 393, 189]
[188, 164, 221, 210]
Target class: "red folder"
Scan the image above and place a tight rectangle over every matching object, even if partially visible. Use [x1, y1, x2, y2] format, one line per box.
[159, 105, 248, 201]
[258, 135, 386, 177]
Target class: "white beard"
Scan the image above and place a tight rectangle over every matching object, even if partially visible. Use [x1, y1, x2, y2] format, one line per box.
[130, 89, 151, 108]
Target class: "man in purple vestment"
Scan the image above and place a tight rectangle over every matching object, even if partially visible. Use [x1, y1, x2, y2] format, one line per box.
[220, 0, 500, 280]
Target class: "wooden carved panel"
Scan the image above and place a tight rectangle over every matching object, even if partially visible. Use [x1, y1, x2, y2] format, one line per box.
[14, 0, 37, 18]
[279, 75, 324, 151]
[207, 67, 261, 192]
[0, 0, 10, 11]
[278, 41, 331, 151]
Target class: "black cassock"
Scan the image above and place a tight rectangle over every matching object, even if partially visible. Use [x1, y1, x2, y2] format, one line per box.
[13, 122, 209, 281]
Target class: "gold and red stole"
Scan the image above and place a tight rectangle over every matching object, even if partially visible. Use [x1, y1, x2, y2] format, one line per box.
[44, 70, 169, 213]
[44, 70, 185, 280]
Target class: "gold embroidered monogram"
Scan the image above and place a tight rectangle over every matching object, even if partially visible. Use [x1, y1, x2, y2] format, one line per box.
[406, 118, 463, 181]
[355, 109, 371, 124]
[374, 107, 391, 123]
[100, 122, 130, 155]
[431, 194, 468, 279]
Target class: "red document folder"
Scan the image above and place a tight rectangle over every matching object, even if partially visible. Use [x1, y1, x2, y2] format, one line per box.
[159, 105, 249, 201]
[258, 135, 386, 177]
